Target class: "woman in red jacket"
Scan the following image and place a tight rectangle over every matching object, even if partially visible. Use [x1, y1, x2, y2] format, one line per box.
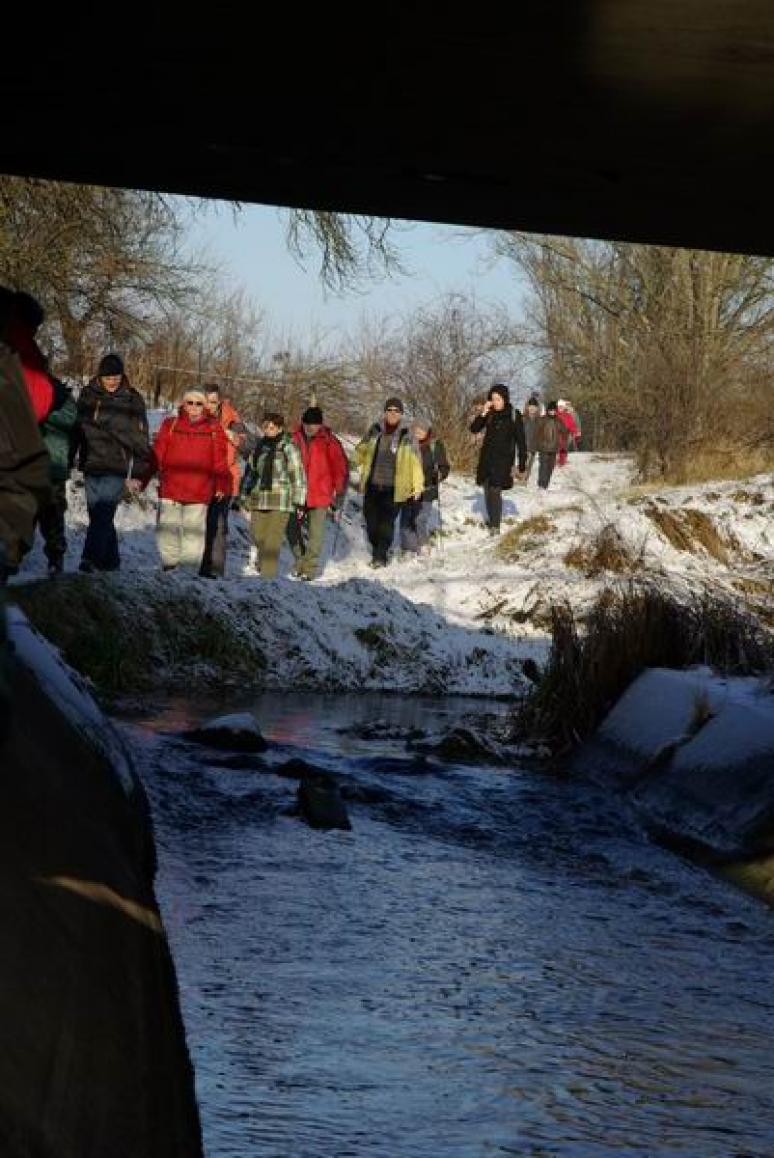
[556, 399, 580, 467]
[146, 391, 231, 572]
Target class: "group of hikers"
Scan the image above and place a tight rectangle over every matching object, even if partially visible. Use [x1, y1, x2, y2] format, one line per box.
[470, 384, 581, 535]
[1, 284, 582, 584]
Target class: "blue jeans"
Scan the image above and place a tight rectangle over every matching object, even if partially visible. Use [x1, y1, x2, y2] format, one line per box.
[82, 474, 125, 570]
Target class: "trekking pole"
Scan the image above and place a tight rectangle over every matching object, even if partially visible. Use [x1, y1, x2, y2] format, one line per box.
[331, 488, 351, 560]
[435, 477, 445, 562]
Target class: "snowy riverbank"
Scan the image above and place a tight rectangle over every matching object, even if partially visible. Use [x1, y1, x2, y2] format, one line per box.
[9, 452, 774, 697]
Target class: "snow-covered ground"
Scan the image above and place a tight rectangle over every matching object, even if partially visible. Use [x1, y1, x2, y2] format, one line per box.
[13, 452, 774, 695]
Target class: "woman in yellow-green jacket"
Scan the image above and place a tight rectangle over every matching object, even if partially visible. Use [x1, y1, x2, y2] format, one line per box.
[355, 397, 424, 568]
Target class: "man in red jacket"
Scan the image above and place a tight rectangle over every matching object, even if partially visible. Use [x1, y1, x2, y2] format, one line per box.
[200, 383, 243, 577]
[289, 406, 349, 580]
[145, 391, 231, 572]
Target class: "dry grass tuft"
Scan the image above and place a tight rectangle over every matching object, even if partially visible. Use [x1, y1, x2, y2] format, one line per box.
[643, 505, 747, 563]
[564, 524, 637, 576]
[495, 515, 555, 561]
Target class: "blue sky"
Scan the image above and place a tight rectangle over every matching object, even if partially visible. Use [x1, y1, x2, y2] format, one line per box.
[186, 200, 527, 340]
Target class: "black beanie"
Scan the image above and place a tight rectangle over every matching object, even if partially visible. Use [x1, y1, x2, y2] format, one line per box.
[384, 396, 404, 413]
[487, 382, 510, 404]
[98, 353, 124, 378]
[302, 405, 323, 424]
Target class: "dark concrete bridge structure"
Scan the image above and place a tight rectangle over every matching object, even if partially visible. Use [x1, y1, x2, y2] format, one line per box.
[4, 2, 774, 254]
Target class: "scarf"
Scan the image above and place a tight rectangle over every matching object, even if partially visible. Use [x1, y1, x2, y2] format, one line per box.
[259, 433, 282, 491]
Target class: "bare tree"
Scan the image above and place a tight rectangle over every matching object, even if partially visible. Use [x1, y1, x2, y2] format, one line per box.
[285, 211, 406, 292]
[498, 232, 774, 479]
[385, 293, 528, 466]
[0, 176, 208, 378]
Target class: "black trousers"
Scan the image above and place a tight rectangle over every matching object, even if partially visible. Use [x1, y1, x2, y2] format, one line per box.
[38, 481, 68, 565]
[200, 496, 230, 576]
[537, 452, 557, 490]
[364, 485, 398, 564]
[483, 482, 503, 529]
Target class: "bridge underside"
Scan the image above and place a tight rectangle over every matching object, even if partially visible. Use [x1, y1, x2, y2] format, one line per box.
[3, 3, 774, 254]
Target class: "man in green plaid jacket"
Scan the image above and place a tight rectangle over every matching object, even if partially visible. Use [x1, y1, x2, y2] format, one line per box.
[241, 411, 306, 577]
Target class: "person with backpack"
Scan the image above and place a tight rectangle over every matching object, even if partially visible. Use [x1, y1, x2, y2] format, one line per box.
[0, 288, 51, 582]
[144, 390, 231, 572]
[0, 289, 75, 575]
[241, 411, 306, 578]
[289, 405, 349, 581]
[469, 383, 527, 534]
[74, 353, 152, 572]
[534, 400, 565, 490]
[355, 397, 424, 568]
[38, 378, 78, 575]
[520, 395, 543, 484]
[399, 416, 450, 554]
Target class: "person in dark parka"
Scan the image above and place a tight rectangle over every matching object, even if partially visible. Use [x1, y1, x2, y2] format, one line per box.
[468, 383, 527, 534]
[74, 353, 151, 572]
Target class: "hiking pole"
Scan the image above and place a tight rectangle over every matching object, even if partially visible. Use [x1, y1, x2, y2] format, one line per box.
[435, 477, 445, 563]
[331, 490, 349, 560]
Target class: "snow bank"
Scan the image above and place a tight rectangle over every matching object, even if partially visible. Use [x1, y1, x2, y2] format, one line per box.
[578, 666, 774, 859]
[6, 606, 137, 797]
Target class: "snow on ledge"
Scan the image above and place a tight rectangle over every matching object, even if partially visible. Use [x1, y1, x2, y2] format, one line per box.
[6, 607, 137, 798]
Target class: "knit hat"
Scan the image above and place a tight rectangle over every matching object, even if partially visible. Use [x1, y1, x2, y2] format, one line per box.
[487, 382, 510, 404]
[302, 405, 323, 424]
[98, 353, 124, 378]
[412, 415, 432, 432]
[546, 399, 559, 413]
[384, 396, 404, 413]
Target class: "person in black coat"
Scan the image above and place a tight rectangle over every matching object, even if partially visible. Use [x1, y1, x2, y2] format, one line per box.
[74, 353, 151, 572]
[468, 383, 527, 534]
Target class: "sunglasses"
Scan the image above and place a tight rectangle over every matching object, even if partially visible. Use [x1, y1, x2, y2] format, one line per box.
[185, 400, 205, 407]
[385, 407, 401, 413]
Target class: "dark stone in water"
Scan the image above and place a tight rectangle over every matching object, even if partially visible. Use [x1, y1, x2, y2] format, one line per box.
[185, 712, 268, 753]
[276, 757, 319, 781]
[412, 726, 508, 765]
[297, 774, 352, 831]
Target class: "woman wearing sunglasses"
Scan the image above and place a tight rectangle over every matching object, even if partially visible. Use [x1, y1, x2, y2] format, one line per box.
[144, 390, 231, 572]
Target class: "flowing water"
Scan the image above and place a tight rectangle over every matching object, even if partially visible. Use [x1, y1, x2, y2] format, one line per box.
[124, 692, 774, 1157]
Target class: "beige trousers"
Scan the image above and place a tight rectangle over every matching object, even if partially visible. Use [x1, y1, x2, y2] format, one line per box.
[157, 500, 208, 569]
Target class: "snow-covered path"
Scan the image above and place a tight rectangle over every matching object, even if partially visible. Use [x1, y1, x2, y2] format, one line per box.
[13, 452, 774, 695]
